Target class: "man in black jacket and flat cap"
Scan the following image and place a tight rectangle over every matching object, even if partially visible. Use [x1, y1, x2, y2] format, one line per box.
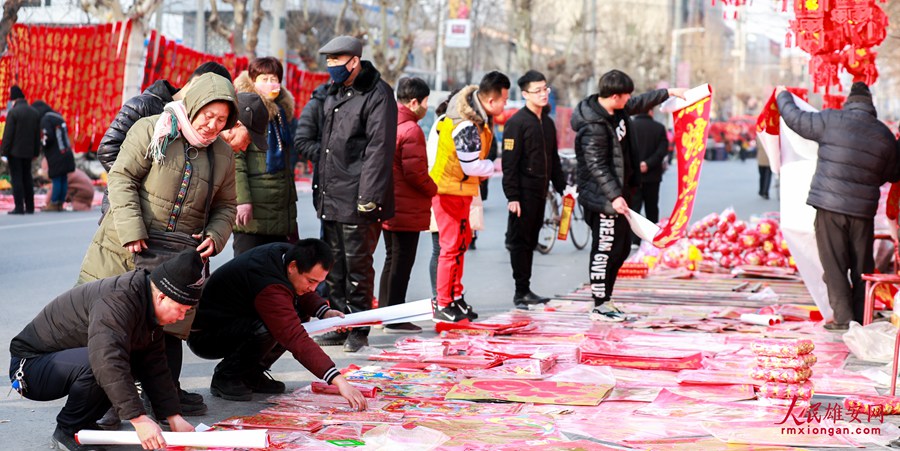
[313, 35, 398, 353]
[777, 82, 900, 330]
[9, 250, 202, 451]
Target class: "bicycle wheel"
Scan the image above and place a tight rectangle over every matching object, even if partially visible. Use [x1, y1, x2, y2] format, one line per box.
[536, 192, 559, 254]
[570, 200, 591, 250]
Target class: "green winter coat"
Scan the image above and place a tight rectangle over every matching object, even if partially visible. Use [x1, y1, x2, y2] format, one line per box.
[78, 74, 239, 283]
[232, 71, 298, 237]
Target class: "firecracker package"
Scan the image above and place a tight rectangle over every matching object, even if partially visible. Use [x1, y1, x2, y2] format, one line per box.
[750, 367, 812, 383]
[844, 395, 900, 416]
[758, 381, 814, 400]
[755, 354, 817, 369]
[750, 338, 815, 357]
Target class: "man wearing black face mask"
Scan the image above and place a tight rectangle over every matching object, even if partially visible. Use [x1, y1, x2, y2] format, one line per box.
[313, 36, 398, 353]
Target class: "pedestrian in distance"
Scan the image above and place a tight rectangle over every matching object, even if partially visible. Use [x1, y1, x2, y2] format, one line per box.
[232, 57, 300, 255]
[187, 240, 368, 410]
[9, 250, 204, 451]
[571, 69, 685, 322]
[313, 36, 398, 352]
[31, 100, 76, 212]
[630, 107, 669, 244]
[776, 82, 900, 330]
[430, 71, 510, 323]
[1, 85, 41, 214]
[501, 70, 566, 309]
[379, 77, 437, 334]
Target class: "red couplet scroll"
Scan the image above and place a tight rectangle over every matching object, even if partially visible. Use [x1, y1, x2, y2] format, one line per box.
[652, 85, 713, 248]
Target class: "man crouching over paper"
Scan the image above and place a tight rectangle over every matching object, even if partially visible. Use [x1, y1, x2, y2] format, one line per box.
[187, 239, 366, 409]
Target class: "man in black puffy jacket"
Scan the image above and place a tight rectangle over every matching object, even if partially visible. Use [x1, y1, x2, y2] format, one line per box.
[294, 82, 329, 208]
[777, 82, 900, 330]
[571, 70, 683, 322]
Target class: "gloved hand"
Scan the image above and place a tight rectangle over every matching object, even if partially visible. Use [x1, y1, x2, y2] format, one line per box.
[236, 203, 253, 226]
[357, 201, 379, 220]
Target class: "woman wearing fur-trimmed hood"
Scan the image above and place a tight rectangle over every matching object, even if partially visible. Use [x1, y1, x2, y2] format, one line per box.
[230, 58, 299, 254]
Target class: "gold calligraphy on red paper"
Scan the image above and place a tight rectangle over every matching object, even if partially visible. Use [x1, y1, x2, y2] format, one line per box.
[652, 96, 712, 248]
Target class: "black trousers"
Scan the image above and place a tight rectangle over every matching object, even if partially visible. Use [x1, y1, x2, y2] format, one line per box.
[506, 193, 546, 294]
[631, 181, 661, 244]
[814, 209, 874, 325]
[8, 156, 34, 213]
[758, 166, 772, 197]
[233, 232, 289, 256]
[322, 221, 380, 336]
[379, 230, 421, 308]
[10, 350, 112, 434]
[187, 317, 285, 378]
[585, 209, 631, 306]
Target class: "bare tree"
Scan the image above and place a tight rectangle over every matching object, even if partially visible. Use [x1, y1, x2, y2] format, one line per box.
[0, 0, 27, 55]
[207, 0, 265, 57]
[78, 0, 163, 98]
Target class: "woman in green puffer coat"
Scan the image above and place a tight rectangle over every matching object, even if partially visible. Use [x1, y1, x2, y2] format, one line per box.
[77, 73, 239, 283]
[231, 57, 298, 255]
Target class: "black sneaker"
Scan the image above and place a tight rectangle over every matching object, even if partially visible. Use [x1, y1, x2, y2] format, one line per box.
[95, 407, 121, 430]
[244, 371, 286, 394]
[456, 297, 478, 320]
[179, 389, 204, 405]
[52, 426, 107, 451]
[313, 330, 349, 346]
[210, 372, 253, 401]
[433, 301, 468, 323]
[384, 322, 423, 334]
[824, 322, 849, 332]
[513, 291, 550, 305]
[343, 329, 369, 353]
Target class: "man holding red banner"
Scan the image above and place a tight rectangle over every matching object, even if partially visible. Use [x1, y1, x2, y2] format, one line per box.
[571, 70, 684, 322]
[776, 82, 900, 331]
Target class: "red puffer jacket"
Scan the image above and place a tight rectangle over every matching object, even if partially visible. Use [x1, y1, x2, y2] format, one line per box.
[383, 103, 437, 231]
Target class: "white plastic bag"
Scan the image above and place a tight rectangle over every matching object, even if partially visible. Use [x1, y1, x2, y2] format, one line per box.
[843, 321, 898, 363]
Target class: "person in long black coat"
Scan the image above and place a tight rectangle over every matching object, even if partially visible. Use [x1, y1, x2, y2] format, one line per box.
[32, 101, 75, 212]
[1, 85, 41, 214]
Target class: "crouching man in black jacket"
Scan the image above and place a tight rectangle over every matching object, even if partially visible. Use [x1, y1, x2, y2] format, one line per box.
[8, 250, 202, 451]
[777, 82, 900, 331]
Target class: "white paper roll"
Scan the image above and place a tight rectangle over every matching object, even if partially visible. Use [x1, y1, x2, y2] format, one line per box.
[75, 429, 269, 448]
[304, 298, 434, 334]
[740, 313, 783, 326]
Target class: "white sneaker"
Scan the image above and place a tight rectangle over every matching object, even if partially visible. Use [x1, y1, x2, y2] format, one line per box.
[590, 302, 625, 322]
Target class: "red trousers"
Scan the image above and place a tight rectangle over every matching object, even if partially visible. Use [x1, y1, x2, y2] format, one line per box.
[432, 194, 473, 307]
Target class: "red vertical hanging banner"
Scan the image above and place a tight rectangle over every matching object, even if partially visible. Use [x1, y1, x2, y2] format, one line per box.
[652, 85, 713, 248]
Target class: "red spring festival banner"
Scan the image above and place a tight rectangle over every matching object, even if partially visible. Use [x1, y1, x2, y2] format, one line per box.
[652, 85, 713, 248]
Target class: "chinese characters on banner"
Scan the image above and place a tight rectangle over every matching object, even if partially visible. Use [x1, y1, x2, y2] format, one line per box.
[652, 90, 713, 248]
[143, 30, 330, 118]
[5, 22, 132, 153]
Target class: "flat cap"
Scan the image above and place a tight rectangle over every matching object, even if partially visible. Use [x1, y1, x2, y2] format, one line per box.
[318, 36, 363, 58]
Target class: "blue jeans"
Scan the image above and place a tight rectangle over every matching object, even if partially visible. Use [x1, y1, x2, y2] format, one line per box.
[51, 175, 68, 204]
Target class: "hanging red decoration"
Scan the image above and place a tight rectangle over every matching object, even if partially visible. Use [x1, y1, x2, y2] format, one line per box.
[788, 0, 889, 93]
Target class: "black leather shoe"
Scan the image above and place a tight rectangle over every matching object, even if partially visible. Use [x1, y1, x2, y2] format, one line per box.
[384, 322, 423, 334]
[313, 330, 349, 346]
[7, 210, 24, 215]
[179, 388, 204, 405]
[343, 329, 369, 353]
[513, 291, 550, 305]
[95, 407, 121, 430]
[210, 372, 253, 401]
[52, 426, 107, 450]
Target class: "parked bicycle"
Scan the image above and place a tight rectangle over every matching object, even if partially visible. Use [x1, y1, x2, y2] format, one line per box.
[537, 152, 590, 254]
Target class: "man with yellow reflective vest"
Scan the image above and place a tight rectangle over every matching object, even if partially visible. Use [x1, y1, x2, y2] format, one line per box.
[429, 71, 510, 323]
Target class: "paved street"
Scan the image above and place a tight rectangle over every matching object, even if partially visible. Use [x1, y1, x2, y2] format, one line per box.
[0, 158, 774, 449]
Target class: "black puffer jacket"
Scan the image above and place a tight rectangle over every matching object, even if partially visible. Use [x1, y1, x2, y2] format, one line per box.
[97, 80, 178, 171]
[32, 102, 76, 178]
[777, 91, 900, 218]
[0, 100, 41, 159]
[317, 61, 397, 224]
[571, 89, 669, 214]
[294, 83, 329, 206]
[10, 270, 180, 421]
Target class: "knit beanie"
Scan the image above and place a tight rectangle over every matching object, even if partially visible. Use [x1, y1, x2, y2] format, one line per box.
[149, 250, 205, 306]
[9, 85, 24, 101]
[845, 82, 873, 106]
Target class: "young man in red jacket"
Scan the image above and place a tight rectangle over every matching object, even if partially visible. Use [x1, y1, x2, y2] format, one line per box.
[379, 77, 437, 333]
